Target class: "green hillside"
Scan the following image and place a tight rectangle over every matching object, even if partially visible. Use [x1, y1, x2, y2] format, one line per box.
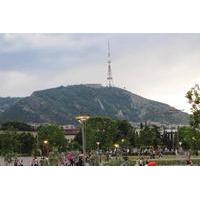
[0, 97, 21, 112]
[0, 85, 189, 125]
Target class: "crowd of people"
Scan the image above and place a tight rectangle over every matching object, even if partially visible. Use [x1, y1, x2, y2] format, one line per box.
[13, 151, 100, 166]
[14, 158, 24, 166]
[10, 146, 194, 166]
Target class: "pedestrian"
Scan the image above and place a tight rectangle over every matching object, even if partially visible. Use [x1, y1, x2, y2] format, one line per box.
[77, 155, 84, 166]
[67, 152, 74, 166]
[31, 157, 39, 166]
[105, 151, 109, 161]
[139, 157, 144, 166]
[39, 157, 45, 166]
[14, 158, 19, 166]
[186, 159, 192, 166]
[19, 159, 23, 166]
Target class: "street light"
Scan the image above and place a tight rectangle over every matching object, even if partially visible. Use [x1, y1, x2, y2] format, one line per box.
[44, 140, 48, 144]
[96, 141, 101, 164]
[114, 143, 119, 148]
[114, 144, 120, 159]
[43, 140, 48, 157]
[76, 115, 90, 163]
[178, 141, 183, 155]
[76, 115, 90, 124]
[96, 141, 100, 147]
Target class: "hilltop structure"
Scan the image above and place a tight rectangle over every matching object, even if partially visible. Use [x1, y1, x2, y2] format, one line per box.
[107, 40, 113, 87]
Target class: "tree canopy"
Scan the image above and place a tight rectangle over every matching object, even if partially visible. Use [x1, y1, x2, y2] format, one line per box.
[1, 121, 34, 131]
[37, 124, 67, 153]
[186, 84, 200, 129]
[75, 117, 137, 150]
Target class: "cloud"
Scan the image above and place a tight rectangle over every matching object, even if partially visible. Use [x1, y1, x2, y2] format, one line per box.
[0, 70, 37, 97]
[0, 33, 107, 53]
[112, 35, 200, 112]
[0, 33, 200, 113]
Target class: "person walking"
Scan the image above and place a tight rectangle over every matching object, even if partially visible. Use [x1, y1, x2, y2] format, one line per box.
[19, 159, 24, 166]
[14, 158, 19, 166]
[31, 157, 39, 166]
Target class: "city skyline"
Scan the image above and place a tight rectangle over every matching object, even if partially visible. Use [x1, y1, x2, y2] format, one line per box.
[0, 33, 200, 113]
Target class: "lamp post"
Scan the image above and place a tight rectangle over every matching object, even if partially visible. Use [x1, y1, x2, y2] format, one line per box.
[121, 138, 125, 150]
[114, 143, 120, 159]
[44, 140, 48, 144]
[178, 141, 182, 155]
[96, 141, 100, 150]
[121, 138, 127, 156]
[179, 141, 182, 148]
[96, 141, 101, 164]
[114, 143, 119, 149]
[76, 115, 90, 164]
[43, 140, 48, 157]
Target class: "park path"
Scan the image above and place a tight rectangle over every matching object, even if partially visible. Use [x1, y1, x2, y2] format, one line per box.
[0, 157, 32, 166]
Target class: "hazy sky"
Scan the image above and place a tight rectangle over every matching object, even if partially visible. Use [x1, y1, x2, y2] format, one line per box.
[0, 33, 199, 113]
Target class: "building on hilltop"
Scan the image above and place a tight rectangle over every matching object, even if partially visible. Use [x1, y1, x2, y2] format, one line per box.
[83, 84, 103, 88]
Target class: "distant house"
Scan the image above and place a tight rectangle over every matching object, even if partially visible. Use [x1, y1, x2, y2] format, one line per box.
[61, 125, 79, 140]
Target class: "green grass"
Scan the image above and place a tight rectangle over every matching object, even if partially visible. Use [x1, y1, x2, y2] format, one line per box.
[102, 155, 200, 166]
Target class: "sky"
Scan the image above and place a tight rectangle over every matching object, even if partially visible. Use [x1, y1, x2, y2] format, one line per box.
[0, 33, 199, 113]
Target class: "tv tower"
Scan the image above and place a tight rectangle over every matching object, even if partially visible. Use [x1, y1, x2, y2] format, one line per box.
[107, 40, 113, 87]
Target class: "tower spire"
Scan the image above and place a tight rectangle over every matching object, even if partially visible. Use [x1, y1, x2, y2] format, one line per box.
[107, 40, 113, 87]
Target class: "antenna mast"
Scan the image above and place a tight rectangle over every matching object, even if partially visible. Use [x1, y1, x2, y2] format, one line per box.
[107, 40, 113, 87]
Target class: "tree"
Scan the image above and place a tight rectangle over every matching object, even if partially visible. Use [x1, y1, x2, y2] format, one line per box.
[186, 84, 200, 129]
[185, 84, 200, 154]
[116, 120, 136, 147]
[1, 121, 34, 131]
[138, 126, 162, 148]
[178, 126, 200, 153]
[74, 117, 138, 151]
[37, 124, 67, 153]
[0, 132, 35, 156]
[15, 133, 35, 155]
[84, 117, 118, 150]
[0, 133, 16, 155]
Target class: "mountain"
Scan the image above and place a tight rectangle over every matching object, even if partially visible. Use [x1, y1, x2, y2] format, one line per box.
[0, 84, 189, 125]
[0, 97, 21, 113]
